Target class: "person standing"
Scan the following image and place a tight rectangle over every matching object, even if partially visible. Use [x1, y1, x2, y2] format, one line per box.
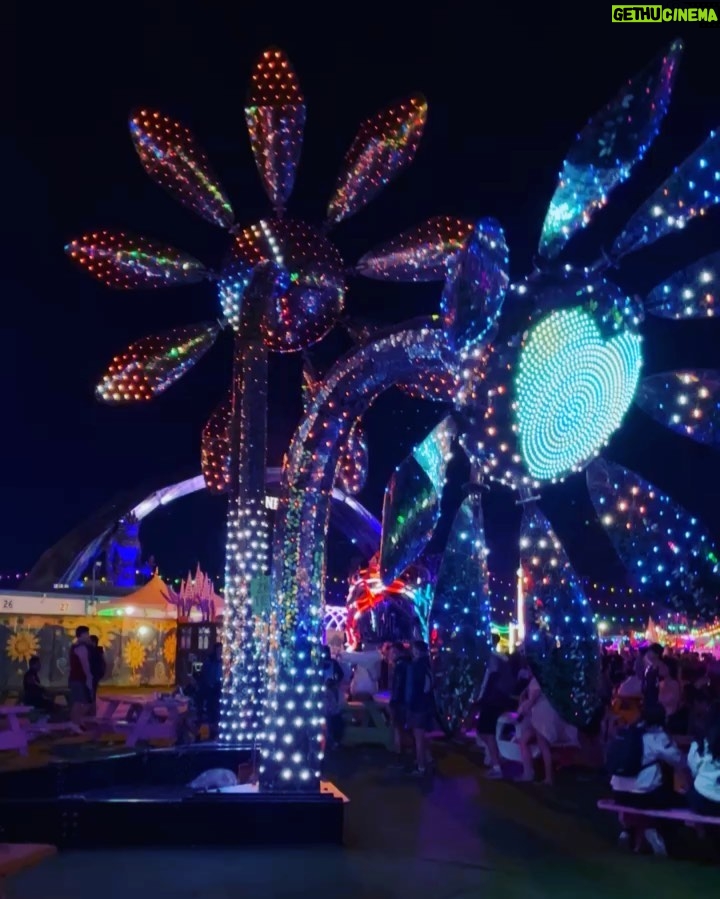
[68, 626, 94, 726]
[88, 635, 107, 715]
[406, 641, 435, 776]
[200, 642, 223, 739]
[474, 633, 514, 779]
[642, 644, 663, 709]
[388, 642, 411, 765]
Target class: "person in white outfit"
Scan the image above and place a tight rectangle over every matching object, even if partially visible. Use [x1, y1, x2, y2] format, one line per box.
[610, 704, 688, 855]
[517, 677, 578, 785]
[687, 702, 720, 817]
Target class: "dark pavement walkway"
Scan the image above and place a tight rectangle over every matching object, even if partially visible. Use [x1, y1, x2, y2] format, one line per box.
[10, 742, 719, 897]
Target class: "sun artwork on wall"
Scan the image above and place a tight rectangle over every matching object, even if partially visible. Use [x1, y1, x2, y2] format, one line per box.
[6, 631, 39, 665]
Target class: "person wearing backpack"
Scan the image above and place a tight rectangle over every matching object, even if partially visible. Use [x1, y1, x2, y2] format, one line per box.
[608, 703, 688, 855]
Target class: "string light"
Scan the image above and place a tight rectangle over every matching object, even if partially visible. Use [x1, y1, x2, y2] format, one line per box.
[645, 251, 720, 319]
[96, 323, 220, 402]
[245, 47, 305, 212]
[636, 370, 720, 447]
[588, 458, 720, 620]
[357, 216, 474, 282]
[65, 231, 207, 290]
[129, 109, 235, 229]
[201, 394, 232, 494]
[326, 94, 427, 225]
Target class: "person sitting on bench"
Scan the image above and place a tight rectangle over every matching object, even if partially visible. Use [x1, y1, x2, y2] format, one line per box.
[22, 657, 55, 714]
[687, 701, 720, 817]
[608, 703, 688, 855]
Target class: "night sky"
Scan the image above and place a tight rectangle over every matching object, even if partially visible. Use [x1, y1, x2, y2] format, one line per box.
[6, 5, 720, 591]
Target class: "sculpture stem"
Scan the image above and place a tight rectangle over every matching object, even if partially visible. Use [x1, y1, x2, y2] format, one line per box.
[260, 325, 446, 790]
[220, 334, 271, 745]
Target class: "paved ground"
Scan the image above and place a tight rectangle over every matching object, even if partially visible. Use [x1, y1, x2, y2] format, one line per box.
[8, 741, 720, 898]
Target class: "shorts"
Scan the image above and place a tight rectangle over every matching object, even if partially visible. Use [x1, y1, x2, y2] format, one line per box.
[69, 681, 92, 705]
[476, 704, 506, 736]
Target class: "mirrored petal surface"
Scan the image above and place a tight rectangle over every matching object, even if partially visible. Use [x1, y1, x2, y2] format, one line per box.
[130, 109, 234, 229]
[520, 505, 602, 729]
[441, 218, 510, 355]
[612, 129, 720, 259]
[96, 321, 220, 402]
[587, 458, 720, 620]
[201, 394, 231, 494]
[65, 230, 207, 290]
[645, 251, 720, 319]
[636, 370, 720, 446]
[379, 415, 456, 584]
[432, 493, 493, 733]
[327, 94, 427, 225]
[540, 40, 681, 259]
[245, 47, 305, 210]
[357, 216, 474, 282]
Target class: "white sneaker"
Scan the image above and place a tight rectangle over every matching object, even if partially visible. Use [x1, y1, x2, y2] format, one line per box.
[644, 828, 667, 857]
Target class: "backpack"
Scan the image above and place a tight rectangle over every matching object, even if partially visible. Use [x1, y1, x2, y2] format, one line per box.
[606, 724, 647, 777]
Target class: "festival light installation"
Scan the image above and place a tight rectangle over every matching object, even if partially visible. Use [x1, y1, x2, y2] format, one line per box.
[269, 37, 720, 766]
[66, 46, 464, 748]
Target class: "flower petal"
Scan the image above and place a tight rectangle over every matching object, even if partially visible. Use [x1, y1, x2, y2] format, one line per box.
[645, 251, 720, 319]
[613, 128, 720, 259]
[327, 93, 427, 225]
[441, 218, 509, 355]
[201, 393, 231, 494]
[356, 216, 474, 282]
[636, 370, 720, 447]
[520, 505, 602, 729]
[96, 321, 220, 402]
[588, 458, 720, 620]
[432, 493, 493, 733]
[65, 230, 207, 290]
[130, 109, 234, 229]
[245, 47, 305, 211]
[540, 39, 682, 259]
[379, 415, 456, 585]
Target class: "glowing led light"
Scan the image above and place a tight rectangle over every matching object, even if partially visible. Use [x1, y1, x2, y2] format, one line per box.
[515, 308, 642, 482]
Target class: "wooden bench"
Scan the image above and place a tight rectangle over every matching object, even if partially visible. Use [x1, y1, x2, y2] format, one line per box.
[0, 843, 56, 898]
[598, 799, 720, 828]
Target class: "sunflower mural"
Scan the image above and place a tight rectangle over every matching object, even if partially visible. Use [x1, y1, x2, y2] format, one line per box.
[6, 631, 39, 665]
[0, 613, 178, 691]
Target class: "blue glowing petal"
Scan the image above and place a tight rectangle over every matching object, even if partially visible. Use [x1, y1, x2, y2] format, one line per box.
[515, 308, 643, 482]
[520, 505, 602, 729]
[432, 493, 493, 733]
[441, 218, 510, 355]
[539, 39, 682, 259]
[587, 458, 720, 621]
[379, 415, 457, 585]
[336, 422, 369, 495]
[613, 129, 720, 259]
[636, 370, 720, 447]
[645, 252, 720, 319]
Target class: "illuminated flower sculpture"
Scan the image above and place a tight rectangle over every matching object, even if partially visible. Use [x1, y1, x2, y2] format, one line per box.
[267, 38, 720, 787]
[65, 47, 468, 746]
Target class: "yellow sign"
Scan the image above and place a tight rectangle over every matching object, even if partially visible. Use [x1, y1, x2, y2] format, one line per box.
[612, 5, 719, 21]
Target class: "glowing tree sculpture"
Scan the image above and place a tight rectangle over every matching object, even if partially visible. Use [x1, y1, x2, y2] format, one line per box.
[266, 38, 720, 784]
[65, 46, 468, 746]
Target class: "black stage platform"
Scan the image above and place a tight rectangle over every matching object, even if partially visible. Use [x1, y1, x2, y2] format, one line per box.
[0, 746, 347, 847]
